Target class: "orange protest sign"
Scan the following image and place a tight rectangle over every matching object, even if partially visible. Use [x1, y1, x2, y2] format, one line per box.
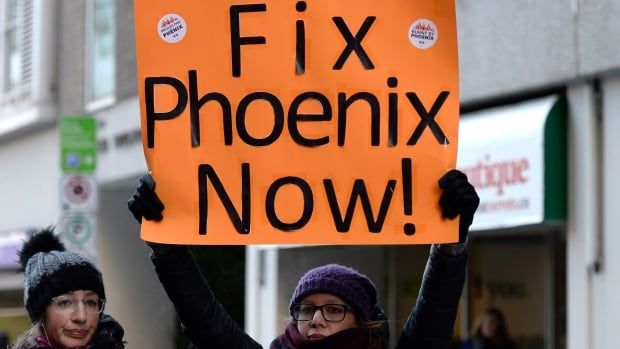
[134, 0, 460, 245]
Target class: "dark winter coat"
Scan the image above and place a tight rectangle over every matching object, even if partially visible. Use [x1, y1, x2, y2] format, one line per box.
[269, 323, 384, 349]
[151, 245, 467, 349]
[459, 335, 517, 349]
[11, 314, 125, 349]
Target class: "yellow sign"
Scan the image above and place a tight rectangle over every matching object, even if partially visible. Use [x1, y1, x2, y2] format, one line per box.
[134, 0, 460, 245]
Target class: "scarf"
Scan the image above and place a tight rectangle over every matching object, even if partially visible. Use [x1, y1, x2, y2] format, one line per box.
[29, 336, 123, 349]
[471, 335, 516, 349]
[270, 323, 384, 349]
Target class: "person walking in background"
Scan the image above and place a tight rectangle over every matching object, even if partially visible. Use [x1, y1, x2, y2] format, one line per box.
[11, 228, 125, 349]
[128, 169, 479, 349]
[0, 331, 8, 348]
[459, 307, 516, 349]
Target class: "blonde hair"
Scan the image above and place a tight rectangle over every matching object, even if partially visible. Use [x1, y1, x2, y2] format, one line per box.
[11, 321, 42, 349]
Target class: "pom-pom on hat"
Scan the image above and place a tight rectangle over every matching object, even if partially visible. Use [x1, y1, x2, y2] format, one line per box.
[289, 264, 377, 321]
[17, 227, 105, 322]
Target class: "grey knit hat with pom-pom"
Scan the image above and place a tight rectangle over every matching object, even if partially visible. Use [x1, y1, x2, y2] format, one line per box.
[18, 227, 105, 322]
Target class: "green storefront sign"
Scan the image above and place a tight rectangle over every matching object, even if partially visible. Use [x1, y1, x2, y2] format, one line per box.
[60, 116, 97, 173]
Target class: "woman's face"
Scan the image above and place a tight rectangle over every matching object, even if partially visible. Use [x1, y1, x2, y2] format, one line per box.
[296, 293, 357, 340]
[480, 313, 500, 338]
[43, 290, 100, 348]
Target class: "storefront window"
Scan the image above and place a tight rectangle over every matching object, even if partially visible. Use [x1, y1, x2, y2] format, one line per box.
[86, 0, 116, 108]
[465, 236, 564, 349]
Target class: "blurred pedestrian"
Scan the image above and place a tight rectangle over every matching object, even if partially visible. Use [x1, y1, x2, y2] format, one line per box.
[128, 169, 479, 349]
[459, 307, 516, 349]
[0, 331, 9, 348]
[11, 228, 125, 349]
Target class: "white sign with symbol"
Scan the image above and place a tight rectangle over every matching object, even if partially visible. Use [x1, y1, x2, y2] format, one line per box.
[60, 174, 98, 212]
[59, 213, 97, 258]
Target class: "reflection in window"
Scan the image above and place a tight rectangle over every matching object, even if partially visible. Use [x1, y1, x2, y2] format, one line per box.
[87, 0, 115, 104]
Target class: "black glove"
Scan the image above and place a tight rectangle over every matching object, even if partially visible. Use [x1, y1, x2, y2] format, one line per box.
[127, 174, 165, 223]
[438, 169, 479, 243]
[127, 175, 179, 256]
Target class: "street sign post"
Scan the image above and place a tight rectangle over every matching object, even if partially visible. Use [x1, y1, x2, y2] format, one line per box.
[59, 116, 98, 258]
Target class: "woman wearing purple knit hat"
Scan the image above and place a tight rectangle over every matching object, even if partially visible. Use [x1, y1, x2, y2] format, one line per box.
[128, 169, 479, 349]
[281, 263, 384, 348]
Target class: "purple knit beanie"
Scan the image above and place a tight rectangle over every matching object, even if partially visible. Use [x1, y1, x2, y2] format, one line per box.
[289, 264, 377, 321]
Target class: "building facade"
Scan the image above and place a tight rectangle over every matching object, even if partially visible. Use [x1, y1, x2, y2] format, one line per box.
[0, 1, 619, 349]
[0, 0, 174, 347]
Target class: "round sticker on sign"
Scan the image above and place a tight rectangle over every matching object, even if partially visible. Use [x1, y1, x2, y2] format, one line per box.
[408, 19, 438, 49]
[158, 14, 187, 44]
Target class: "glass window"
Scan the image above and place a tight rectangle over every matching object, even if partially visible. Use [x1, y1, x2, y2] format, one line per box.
[86, 0, 116, 106]
[3, 0, 22, 92]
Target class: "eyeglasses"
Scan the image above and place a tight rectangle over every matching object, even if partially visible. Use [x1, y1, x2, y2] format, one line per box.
[291, 303, 351, 322]
[50, 294, 105, 314]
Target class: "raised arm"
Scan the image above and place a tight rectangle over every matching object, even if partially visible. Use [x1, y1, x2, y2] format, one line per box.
[128, 175, 262, 349]
[396, 244, 467, 348]
[396, 170, 479, 349]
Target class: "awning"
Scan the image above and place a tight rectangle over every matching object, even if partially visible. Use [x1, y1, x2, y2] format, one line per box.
[457, 95, 567, 231]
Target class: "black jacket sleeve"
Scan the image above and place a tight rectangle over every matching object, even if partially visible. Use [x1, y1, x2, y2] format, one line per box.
[150, 245, 263, 349]
[395, 245, 467, 349]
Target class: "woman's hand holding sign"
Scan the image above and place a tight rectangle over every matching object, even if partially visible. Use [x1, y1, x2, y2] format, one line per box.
[128, 174, 164, 223]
